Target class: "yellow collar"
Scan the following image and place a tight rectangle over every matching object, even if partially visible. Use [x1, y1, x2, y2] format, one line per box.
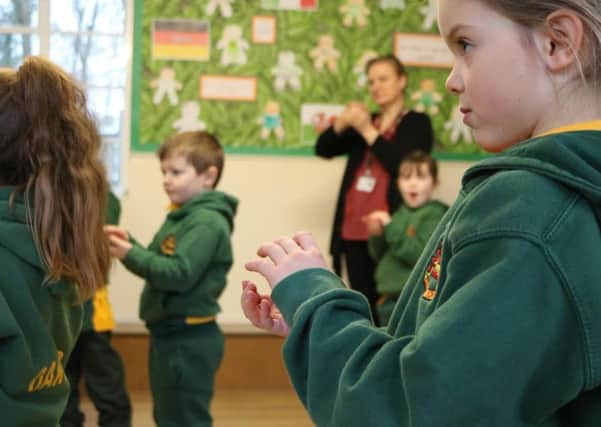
[536, 120, 601, 138]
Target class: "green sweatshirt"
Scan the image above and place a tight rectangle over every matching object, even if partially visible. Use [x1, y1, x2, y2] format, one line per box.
[272, 129, 601, 426]
[368, 200, 447, 295]
[123, 190, 238, 325]
[0, 187, 82, 427]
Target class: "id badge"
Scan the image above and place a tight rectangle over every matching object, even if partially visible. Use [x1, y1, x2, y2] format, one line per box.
[356, 175, 376, 192]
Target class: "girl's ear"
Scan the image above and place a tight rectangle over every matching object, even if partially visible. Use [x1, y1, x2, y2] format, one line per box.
[539, 9, 585, 72]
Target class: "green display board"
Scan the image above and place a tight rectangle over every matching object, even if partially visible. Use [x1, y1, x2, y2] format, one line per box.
[131, 0, 486, 159]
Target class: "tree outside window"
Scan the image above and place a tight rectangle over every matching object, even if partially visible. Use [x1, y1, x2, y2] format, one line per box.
[0, 0, 131, 192]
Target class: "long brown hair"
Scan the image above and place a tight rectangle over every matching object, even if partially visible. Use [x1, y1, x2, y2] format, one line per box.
[0, 56, 110, 299]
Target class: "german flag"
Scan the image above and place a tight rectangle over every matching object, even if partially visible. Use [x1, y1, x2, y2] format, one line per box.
[152, 19, 210, 61]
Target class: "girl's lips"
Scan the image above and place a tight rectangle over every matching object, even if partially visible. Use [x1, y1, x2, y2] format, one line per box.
[460, 108, 472, 125]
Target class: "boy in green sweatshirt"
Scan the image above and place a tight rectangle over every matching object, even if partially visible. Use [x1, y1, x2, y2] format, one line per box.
[106, 131, 238, 427]
[364, 151, 447, 325]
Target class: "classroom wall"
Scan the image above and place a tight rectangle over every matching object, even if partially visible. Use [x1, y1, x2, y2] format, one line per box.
[109, 154, 472, 328]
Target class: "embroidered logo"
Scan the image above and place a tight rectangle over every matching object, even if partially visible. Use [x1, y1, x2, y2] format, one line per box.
[28, 350, 65, 392]
[423, 243, 443, 301]
[161, 235, 176, 255]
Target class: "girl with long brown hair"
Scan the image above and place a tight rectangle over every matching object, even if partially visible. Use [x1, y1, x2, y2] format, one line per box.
[0, 56, 110, 425]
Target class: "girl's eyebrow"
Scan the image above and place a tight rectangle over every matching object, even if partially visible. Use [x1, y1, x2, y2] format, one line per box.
[444, 23, 474, 40]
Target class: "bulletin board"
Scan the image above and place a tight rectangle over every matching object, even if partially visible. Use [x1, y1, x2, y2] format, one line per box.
[131, 0, 486, 159]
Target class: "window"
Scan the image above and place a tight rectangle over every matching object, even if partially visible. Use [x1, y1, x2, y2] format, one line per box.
[0, 0, 132, 193]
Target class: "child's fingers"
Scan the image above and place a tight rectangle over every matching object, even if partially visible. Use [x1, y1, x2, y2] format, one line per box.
[259, 300, 275, 329]
[361, 215, 372, 223]
[259, 295, 273, 304]
[241, 280, 257, 292]
[274, 237, 300, 254]
[108, 234, 125, 246]
[105, 227, 128, 241]
[241, 289, 261, 325]
[104, 225, 124, 234]
[293, 232, 318, 250]
[256, 241, 288, 264]
[242, 308, 261, 328]
[245, 258, 276, 278]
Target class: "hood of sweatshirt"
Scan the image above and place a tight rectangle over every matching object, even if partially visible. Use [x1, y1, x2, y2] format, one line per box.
[0, 187, 76, 298]
[0, 187, 42, 270]
[463, 130, 601, 209]
[168, 189, 238, 231]
[460, 129, 601, 390]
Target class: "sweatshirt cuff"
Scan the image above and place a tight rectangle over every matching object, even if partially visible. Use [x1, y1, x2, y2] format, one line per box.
[271, 268, 346, 326]
[122, 243, 151, 277]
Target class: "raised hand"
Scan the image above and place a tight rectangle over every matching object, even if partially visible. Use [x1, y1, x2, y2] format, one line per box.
[362, 210, 391, 236]
[241, 280, 290, 337]
[104, 225, 132, 260]
[245, 232, 329, 289]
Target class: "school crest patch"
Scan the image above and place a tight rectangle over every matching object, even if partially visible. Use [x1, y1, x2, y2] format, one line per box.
[423, 243, 443, 301]
[161, 235, 176, 255]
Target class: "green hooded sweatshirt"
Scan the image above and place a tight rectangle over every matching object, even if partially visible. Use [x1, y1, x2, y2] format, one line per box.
[123, 190, 238, 325]
[272, 129, 601, 426]
[0, 187, 82, 427]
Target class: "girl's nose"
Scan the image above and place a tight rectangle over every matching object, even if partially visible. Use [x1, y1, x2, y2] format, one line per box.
[445, 63, 464, 95]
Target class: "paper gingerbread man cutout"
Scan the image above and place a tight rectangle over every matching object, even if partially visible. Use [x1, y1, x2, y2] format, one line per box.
[151, 68, 182, 106]
[339, 0, 370, 28]
[309, 35, 341, 72]
[205, 0, 234, 18]
[173, 101, 207, 133]
[420, 0, 438, 30]
[444, 105, 473, 144]
[411, 79, 443, 115]
[216, 25, 249, 66]
[257, 100, 285, 140]
[271, 51, 303, 92]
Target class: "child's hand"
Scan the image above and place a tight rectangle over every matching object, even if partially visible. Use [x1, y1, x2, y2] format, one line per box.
[104, 225, 129, 241]
[241, 280, 290, 337]
[106, 233, 133, 260]
[245, 232, 329, 289]
[362, 210, 391, 236]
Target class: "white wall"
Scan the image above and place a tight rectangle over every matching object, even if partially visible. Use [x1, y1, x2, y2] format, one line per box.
[109, 153, 472, 329]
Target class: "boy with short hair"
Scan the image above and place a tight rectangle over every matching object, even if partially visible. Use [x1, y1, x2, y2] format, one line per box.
[363, 151, 447, 324]
[105, 131, 238, 427]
